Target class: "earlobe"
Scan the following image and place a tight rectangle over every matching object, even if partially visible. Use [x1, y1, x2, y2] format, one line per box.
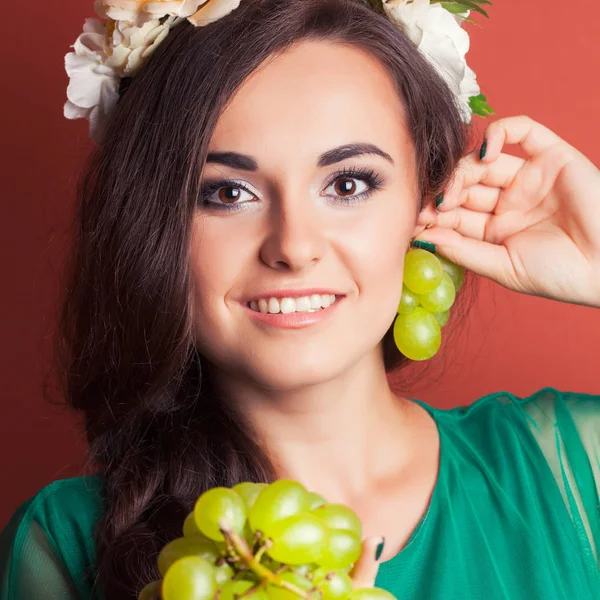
[411, 204, 438, 241]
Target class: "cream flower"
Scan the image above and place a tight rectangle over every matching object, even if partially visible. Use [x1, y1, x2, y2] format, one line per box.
[383, 0, 480, 122]
[106, 16, 182, 77]
[94, 0, 239, 27]
[187, 0, 241, 26]
[64, 18, 120, 143]
[63, 16, 181, 141]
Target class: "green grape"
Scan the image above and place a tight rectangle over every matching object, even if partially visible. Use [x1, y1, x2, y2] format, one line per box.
[220, 580, 269, 600]
[397, 285, 420, 315]
[233, 482, 268, 510]
[350, 589, 397, 600]
[307, 492, 327, 509]
[393, 307, 441, 361]
[436, 253, 465, 291]
[267, 513, 329, 565]
[267, 571, 317, 600]
[138, 580, 160, 600]
[403, 249, 443, 295]
[249, 480, 309, 536]
[194, 487, 247, 542]
[317, 529, 361, 569]
[295, 563, 319, 577]
[432, 310, 449, 327]
[183, 512, 202, 538]
[162, 556, 217, 600]
[158, 537, 221, 577]
[215, 562, 235, 586]
[313, 568, 353, 600]
[417, 272, 456, 313]
[311, 504, 362, 538]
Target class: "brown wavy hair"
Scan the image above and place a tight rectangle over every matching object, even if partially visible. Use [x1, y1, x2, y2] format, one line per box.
[56, 0, 473, 597]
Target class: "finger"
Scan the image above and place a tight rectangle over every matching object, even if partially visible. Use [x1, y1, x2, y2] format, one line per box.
[350, 536, 385, 589]
[412, 226, 515, 286]
[439, 153, 524, 212]
[481, 115, 571, 163]
[458, 184, 501, 214]
[434, 207, 490, 241]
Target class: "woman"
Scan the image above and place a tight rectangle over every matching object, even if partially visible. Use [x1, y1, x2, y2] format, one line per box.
[1, 0, 598, 599]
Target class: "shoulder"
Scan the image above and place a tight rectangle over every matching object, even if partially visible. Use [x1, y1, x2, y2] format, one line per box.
[18, 473, 106, 535]
[1, 474, 106, 583]
[429, 387, 599, 430]
[423, 387, 599, 467]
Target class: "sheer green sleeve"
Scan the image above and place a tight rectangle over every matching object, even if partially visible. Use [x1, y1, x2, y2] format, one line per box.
[0, 502, 80, 599]
[0, 475, 105, 600]
[522, 389, 600, 565]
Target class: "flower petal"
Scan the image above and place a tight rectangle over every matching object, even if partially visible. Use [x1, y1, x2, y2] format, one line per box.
[187, 0, 241, 26]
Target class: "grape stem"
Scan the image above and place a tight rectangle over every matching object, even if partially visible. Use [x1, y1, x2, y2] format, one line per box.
[253, 540, 271, 564]
[218, 520, 311, 599]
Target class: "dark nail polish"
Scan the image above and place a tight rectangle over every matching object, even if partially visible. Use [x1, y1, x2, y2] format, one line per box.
[435, 193, 444, 211]
[375, 538, 386, 561]
[479, 139, 487, 161]
[411, 239, 437, 253]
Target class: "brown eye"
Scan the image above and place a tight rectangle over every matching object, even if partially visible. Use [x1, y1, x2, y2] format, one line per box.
[334, 178, 358, 196]
[218, 186, 242, 204]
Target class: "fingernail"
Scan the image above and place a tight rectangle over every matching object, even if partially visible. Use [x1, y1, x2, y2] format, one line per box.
[375, 538, 386, 561]
[479, 139, 487, 161]
[435, 193, 444, 211]
[411, 239, 437, 253]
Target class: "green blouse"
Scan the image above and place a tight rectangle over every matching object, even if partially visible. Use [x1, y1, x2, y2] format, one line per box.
[1, 388, 599, 599]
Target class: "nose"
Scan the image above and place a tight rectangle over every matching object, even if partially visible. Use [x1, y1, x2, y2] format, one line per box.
[259, 194, 326, 272]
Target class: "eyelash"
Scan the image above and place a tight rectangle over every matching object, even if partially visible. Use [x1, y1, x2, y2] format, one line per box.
[198, 166, 385, 212]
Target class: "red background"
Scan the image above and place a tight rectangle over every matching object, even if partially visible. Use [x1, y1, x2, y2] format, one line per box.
[1, 0, 599, 528]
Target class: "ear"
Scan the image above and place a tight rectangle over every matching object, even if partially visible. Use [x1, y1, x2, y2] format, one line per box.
[411, 194, 438, 240]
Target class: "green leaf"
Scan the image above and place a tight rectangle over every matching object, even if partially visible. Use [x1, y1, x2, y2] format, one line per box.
[469, 94, 495, 118]
[440, 3, 472, 14]
[439, 0, 491, 18]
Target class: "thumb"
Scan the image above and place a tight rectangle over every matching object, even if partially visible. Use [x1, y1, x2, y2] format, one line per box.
[350, 536, 385, 589]
[412, 226, 513, 286]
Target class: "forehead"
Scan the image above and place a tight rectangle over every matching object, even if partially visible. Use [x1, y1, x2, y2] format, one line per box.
[209, 40, 410, 159]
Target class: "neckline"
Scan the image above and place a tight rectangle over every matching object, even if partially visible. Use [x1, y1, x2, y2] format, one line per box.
[377, 397, 446, 571]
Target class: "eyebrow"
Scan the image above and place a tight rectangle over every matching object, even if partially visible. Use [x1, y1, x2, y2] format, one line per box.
[317, 143, 394, 167]
[205, 152, 258, 171]
[205, 143, 394, 172]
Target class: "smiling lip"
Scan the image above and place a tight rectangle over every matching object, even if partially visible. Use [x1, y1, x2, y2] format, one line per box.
[244, 296, 344, 329]
[245, 289, 345, 303]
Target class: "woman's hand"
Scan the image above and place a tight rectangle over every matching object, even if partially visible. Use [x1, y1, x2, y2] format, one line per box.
[415, 115, 600, 308]
[350, 536, 385, 588]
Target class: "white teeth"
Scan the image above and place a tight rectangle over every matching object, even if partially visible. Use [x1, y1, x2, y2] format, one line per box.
[295, 296, 311, 312]
[310, 294, 322, 309]
[249, 294, 339, 314]
[280, 298, 295, 314]
[268, 298, 280, 314]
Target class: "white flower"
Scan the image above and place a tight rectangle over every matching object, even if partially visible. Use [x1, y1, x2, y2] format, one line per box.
[383, 0, 480, 122]
[187, 0, 241, 26]
[63, 16, 181, 142]
[106, 16, 183, 77]
[64, 18, 120, 143]
[94, 0, 238, 27]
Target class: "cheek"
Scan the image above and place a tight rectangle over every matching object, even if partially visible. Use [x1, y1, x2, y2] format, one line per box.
[189, 222, 246, 336]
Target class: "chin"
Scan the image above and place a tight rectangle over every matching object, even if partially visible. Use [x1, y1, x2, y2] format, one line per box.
[243, 351, 351, 392]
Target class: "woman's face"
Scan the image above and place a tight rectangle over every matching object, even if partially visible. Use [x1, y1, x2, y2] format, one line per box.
[191, 40, 421, 390]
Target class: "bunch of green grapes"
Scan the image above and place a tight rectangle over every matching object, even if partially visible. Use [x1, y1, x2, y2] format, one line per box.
[139, 481, 396, 600]
[394, 249, 465, 361]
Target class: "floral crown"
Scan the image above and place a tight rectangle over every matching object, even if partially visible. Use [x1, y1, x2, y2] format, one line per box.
[64, 0, 494, 143]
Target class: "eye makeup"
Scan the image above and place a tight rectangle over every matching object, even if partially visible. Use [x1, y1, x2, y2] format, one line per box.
[198, 165, 386, 211]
